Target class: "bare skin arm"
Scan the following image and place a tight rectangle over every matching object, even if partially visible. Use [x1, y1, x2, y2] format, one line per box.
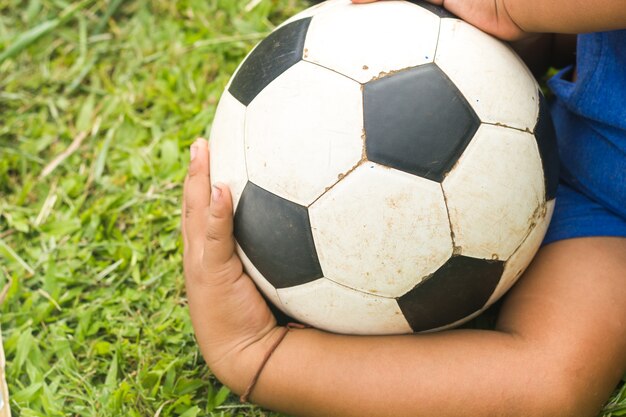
[504, 0, 626, 36]
[183, 139, 626, 417]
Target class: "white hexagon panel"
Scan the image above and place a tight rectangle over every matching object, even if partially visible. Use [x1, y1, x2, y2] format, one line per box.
[278, 0, 350, 29]
[303, 0, 440, 83]
[209, 91, 249, 209]
[309, 162, 453, 298]
[277, 278, 412, 335]
[442, 124, 546, 261]
[435, 18, 539, 131]
[245, 60, 364, 206]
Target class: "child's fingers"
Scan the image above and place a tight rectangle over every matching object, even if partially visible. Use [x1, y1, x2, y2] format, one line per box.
[181, 137, 238, 282]
[183, 138, 211, 252]
[202, 183, 237, 273]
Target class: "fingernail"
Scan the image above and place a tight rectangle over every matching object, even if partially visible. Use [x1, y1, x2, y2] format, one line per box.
[212, 185, 222, 203]
[190, 143, 199, 161]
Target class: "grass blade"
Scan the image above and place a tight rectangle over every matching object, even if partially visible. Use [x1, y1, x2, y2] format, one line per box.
[94, 0, 124, 34]
[93, 123, 117, 182]
[0, 240, 34, 276]
[0, 19, 59, 63]
[0, 0, 94, 64]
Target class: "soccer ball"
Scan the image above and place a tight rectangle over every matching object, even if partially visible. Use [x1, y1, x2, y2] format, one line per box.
[209, 0, 558, 335]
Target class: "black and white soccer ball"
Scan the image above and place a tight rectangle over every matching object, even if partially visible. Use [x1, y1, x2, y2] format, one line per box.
[209, 0, 558, 335]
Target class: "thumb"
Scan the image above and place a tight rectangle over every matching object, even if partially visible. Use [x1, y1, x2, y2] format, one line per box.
[202, 183, 238, 273]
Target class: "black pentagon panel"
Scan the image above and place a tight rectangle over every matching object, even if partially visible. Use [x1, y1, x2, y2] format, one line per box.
[397, 255, 504, 332]
[534, 91, 560, 200]
[406, 0, 458, 18]
[234, 182, 323, 289]
[364, 64, 480, 182]
[228, 18, 312, 106]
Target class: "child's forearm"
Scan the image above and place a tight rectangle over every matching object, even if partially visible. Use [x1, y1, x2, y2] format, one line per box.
[507, 0, 626, 34]
[253, 328, 557, 417]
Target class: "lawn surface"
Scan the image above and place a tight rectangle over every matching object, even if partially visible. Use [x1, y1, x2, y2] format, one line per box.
[0, 0, 625, 416]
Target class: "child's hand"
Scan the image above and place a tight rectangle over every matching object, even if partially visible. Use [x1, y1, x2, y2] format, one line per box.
[182, 138, 283, 394]
[351, 0, 528, 40]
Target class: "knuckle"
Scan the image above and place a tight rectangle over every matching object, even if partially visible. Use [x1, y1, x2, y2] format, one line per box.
[205, 226, 221, 244]
[205, 219, 230, 245]
[201, 253, 243, 283]
[209, 206, 227, 221]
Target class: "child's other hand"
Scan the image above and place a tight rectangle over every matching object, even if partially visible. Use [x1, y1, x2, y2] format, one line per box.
[182, 138, 282, 394]
[351, 0, 528, 41]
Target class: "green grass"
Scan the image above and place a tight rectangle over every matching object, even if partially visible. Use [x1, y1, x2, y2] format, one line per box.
[0, 0, 302, 415]
[0, 1, 624, 416]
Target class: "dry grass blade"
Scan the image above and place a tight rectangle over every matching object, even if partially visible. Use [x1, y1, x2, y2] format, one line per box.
[39, 131, 89, 179]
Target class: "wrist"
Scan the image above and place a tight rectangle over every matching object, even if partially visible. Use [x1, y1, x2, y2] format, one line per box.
[210, 325, 287, 396]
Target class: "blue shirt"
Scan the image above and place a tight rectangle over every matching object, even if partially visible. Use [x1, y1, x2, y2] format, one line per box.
[543, 30, 626, 243]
